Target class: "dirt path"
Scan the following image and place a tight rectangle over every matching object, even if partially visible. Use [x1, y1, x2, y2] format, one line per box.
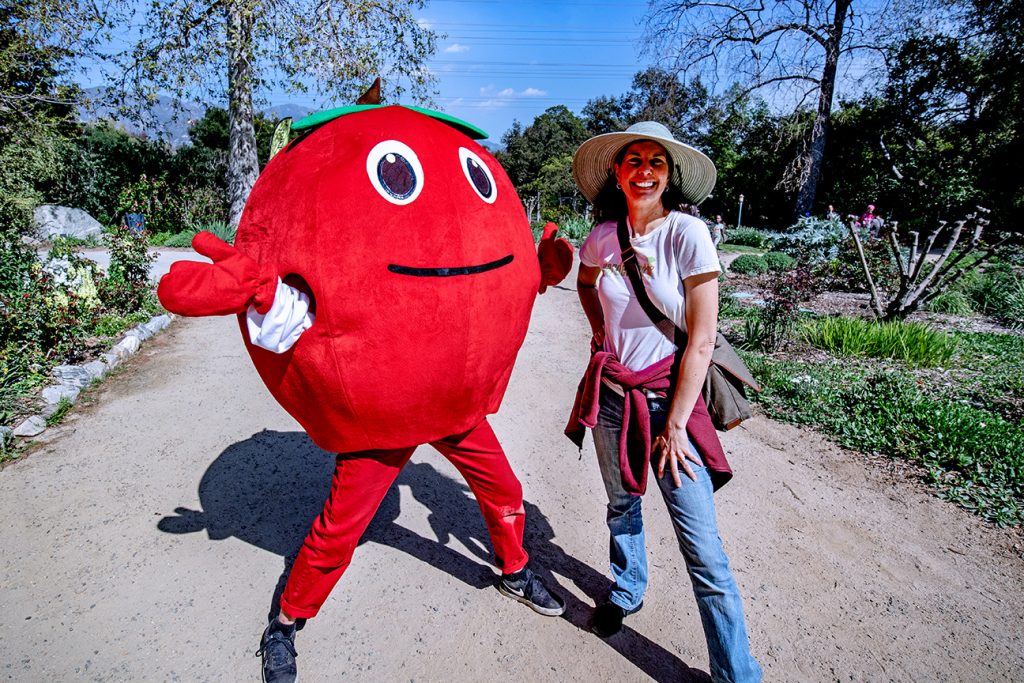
[2, 273, 1022, 682]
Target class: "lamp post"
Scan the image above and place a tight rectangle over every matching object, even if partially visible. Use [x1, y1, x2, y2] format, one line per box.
[737, 194, 744, 228]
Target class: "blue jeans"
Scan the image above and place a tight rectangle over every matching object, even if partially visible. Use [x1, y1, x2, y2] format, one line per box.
[592, 390, 762, 683]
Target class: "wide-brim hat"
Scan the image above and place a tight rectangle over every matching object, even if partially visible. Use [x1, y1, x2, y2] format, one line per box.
[572, 121, 717, 204]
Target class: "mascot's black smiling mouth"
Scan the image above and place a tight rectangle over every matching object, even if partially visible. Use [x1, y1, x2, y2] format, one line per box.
[388, 254, 513, 277]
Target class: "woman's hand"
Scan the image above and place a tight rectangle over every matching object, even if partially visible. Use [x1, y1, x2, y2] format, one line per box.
[654, 424, 701, 487]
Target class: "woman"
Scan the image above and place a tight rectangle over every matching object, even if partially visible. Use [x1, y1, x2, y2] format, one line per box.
[566, 121, 761, 683]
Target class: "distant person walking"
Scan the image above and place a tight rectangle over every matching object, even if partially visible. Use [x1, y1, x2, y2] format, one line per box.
[710, 215, 727, 248]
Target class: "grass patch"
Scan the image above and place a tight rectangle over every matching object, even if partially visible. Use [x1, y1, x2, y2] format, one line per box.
[719, 244, 765, 255]
[744, 353, 1024, 527]
[45, 397, 73, 426]
[926, 291, 974, 315]
[91, 310, 152, 338]
[799, 316, 957, 367]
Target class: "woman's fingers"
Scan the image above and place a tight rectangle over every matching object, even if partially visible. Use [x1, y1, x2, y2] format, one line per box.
[655, 436, 698, 485]
[655, 436, 671, 479]
[679, 455, 697, 482]
[669, 454, 682, 488]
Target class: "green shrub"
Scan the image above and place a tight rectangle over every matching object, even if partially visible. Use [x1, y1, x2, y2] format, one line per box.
[926, 291, 975, 315]
[0, 352, 46, 429]
[965, 262, 1016, 314]
[197, 220, 236, 244]
[556, 214, 592, 245]
[727, 227, 772, 249]
[764, 217, 847, 263]
[994, 279, 1024, 330]
[800, 316, 957, 367]
[531, 215, 592, 246]
[729, 254, 768, 276]
[762, 251, 796, 271]
[158, 230, 199, 248]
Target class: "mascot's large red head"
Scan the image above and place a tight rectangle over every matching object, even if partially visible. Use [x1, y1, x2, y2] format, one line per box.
[160, 103, 569, 453]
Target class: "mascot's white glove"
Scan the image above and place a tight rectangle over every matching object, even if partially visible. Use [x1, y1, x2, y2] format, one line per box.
[246, 279, 314, 353]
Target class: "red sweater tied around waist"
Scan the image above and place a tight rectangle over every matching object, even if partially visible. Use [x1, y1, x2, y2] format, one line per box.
[565, 350, 732, 495]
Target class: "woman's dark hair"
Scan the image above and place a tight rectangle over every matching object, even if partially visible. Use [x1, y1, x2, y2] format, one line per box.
[590, 141, 699, 224]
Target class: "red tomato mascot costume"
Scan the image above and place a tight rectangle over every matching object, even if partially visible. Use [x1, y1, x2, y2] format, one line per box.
[157, 99, 573, 682]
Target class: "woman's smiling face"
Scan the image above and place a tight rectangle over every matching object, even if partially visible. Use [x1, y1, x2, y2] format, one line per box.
[614, 140, 670, 206]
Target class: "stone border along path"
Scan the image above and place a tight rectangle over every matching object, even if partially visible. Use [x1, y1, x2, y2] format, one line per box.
[5, 313, 174, 441]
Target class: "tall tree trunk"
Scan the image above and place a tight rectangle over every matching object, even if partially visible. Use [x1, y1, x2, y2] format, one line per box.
[794, 0, 850, 219]
[226, 0, 259, 228]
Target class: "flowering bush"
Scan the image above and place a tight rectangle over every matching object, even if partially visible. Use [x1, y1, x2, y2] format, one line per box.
[743, 267, 822, 352]
[101, 224, 156, 313]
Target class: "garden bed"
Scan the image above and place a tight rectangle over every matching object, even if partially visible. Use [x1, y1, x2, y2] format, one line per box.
[722, 265, 1024, 527]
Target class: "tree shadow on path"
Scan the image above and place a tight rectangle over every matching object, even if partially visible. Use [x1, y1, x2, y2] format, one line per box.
[158, 429, 709, 682]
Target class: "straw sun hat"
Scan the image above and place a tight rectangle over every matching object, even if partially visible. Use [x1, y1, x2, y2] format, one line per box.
[571, 121, 717, 205]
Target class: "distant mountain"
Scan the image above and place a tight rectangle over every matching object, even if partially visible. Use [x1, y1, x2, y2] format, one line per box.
[263, 103, 315, 122]
[78, 88, 313, 146]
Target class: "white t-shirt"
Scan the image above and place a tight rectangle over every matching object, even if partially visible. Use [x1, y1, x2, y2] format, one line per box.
[580, 210, 721, 372]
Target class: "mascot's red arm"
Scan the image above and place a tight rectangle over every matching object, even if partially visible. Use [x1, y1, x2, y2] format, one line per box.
[537, 222, 573, 294]
[157, 232, 278, 317]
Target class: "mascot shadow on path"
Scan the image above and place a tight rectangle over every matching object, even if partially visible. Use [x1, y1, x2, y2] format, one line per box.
[158, 430, 710, 682]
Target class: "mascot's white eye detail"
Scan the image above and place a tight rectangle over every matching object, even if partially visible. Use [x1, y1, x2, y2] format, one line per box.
[367, 140, 424, 205]
[459, 147, 497, 204]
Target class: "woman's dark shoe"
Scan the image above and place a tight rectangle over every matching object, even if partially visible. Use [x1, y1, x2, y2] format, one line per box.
[590, 600, 642, 638]
[257, 619, 298, 683]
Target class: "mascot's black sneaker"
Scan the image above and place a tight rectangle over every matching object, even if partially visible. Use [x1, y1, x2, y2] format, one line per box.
[498, 566, 566, 616]
[257, 619, 298, 683]
[590, 600, 643, 638]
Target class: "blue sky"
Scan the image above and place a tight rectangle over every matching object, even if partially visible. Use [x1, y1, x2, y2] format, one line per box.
[257, 0, 650, 143]
[409, 0, 648, 142]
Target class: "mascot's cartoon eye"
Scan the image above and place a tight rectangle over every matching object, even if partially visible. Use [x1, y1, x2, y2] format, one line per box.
[366, 140, 424, 205]
[459, 147, 497, 204]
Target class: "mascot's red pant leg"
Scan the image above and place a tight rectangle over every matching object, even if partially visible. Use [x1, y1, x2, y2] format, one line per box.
[280, 418, 529, 619]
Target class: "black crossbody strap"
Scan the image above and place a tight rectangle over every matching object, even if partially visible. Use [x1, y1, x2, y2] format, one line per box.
[616, 218, 686, 346]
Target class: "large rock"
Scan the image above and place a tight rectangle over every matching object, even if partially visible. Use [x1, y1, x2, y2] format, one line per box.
[32, 205, 104, 242]
[52, 365, 93, 388]
[13, 416, 47, 437]
[41, 384, 81, 406]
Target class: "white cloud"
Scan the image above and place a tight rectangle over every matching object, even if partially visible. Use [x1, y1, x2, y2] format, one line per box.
[474, 85, 548, 110]
[477, 99, 506, 110]
[444, 43, 470, 54]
